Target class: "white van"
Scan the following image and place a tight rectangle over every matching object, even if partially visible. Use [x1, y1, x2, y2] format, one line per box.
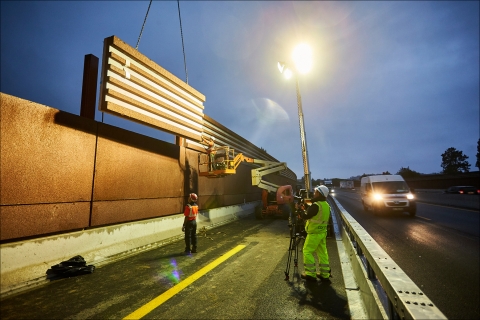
[324, 179, 334, 193]
[361, 175, 416, 216]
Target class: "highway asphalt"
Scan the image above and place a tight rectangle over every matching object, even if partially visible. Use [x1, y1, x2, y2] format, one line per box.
[0, 215, 350, 319]
[332, 189, 479, 320]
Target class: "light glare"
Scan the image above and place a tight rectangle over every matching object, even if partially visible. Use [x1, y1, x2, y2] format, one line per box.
[373, 193, 383, 201]
[284, 68, 293, 79]
[278, 61, 293, 79]
[292, 43, 312, 74]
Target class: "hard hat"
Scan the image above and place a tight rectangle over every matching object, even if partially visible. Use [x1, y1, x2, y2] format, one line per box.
[315, 185, 329, 198]
[189, 193, 198, 202]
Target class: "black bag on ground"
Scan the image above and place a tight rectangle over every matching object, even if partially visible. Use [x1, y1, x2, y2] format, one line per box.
[47, 255, 95, 277]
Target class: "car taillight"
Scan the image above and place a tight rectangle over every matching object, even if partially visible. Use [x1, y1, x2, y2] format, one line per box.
[459, 190, 464, 194]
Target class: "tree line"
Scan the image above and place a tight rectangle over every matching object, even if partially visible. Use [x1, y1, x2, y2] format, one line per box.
[306, 139, 480, 183]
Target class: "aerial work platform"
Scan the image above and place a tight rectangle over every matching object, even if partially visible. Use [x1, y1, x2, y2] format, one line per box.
[198, 146, 239, 178]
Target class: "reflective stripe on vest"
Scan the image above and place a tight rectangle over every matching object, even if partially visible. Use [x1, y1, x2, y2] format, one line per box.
[187, 204, 198, 219]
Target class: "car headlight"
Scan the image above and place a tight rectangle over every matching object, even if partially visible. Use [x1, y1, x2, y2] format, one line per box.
[373, 193, 383, 200]
[407, 194, 414, 200]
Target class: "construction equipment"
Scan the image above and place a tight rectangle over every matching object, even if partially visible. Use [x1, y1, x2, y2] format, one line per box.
[284, 209, 306, 281]
[198, 146, 294, 219]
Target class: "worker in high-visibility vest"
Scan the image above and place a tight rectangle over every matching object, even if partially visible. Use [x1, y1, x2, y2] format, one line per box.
[182, 193, 199, 254]
[201, 135, 216, 171]
[300, 185, 332, 282]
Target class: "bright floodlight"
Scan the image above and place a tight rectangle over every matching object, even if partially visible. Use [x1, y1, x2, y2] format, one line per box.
[278, 61, 293, 79]
[283, 68, 293, 79]
[292, 43, 312, 74]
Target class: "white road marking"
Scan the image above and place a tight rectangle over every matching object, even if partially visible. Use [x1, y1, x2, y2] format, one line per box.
[416, 216, 431, 221]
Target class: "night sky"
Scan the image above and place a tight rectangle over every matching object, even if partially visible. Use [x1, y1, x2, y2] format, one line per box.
[1, 1, 478, 179]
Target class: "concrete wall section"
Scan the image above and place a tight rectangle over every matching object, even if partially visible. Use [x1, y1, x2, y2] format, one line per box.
[406, 172, 480, 189]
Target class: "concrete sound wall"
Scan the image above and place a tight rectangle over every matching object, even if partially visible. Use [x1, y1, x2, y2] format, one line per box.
[0, 92, 296, 242]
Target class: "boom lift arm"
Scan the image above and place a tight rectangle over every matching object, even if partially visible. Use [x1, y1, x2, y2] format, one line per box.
[232, 153, 288, 194]
[198, 147, 294, 219]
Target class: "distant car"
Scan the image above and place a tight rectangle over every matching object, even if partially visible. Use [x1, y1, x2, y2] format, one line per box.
[444, 186, 479, 195]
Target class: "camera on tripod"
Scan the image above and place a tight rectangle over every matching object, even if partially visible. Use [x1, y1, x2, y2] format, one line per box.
[284, 189, 308, 281]
[291, 189, 308, 239]
[294, 188, 313, 206]
[294, 188, 307, 203]
[294, 189, 311, 216]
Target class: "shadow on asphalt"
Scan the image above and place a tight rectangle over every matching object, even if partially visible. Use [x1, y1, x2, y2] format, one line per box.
[285, 277, 349, 319]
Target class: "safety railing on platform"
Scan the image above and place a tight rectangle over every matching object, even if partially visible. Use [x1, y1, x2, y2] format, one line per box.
[329, 196, 447, 320]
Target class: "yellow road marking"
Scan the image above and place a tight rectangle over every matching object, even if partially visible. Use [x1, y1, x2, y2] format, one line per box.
[123, 244, 246, 319]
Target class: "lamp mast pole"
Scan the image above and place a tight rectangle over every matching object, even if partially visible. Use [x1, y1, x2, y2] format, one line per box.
[295, 74, 311, 198]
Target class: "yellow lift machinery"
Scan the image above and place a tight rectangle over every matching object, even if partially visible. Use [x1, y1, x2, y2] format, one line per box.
[198, 146, 294, 219]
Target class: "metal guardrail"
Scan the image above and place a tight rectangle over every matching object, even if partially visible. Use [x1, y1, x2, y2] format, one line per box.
[329, 196, 448, 320]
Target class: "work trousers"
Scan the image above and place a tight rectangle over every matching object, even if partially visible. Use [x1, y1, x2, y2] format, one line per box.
[303, 230, 330, 278]
[209, 153, 215, 171]
[184, 219, 197, 250]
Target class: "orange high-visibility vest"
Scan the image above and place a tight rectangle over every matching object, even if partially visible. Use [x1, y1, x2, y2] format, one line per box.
[184, 204, 198, 221]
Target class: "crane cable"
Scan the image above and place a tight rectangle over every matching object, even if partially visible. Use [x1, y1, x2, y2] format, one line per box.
[135, 0, 152, 50]
[135, 0, 189, 85]
[177, 0, 188, 84]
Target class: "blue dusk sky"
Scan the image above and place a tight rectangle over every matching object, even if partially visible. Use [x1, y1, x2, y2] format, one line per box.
[1, 1, 479, 180]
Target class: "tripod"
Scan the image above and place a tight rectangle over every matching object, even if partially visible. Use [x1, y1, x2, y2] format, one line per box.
[284, 214, 305, 281]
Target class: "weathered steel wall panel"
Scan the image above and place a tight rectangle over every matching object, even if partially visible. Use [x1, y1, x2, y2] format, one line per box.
[93, 123, 182, 201]
[0, 93, 296, 242]
[0, 203, 90, 240]
[91, 198, 182, 226]
[0, 93, 97, 205]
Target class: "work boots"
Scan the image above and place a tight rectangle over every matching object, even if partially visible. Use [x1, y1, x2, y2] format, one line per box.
[317, 271, 332, 284]
[184, 246, 197, 254]
[300, 273, 317, 282]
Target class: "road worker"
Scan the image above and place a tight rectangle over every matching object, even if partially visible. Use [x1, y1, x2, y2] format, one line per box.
[182, 193, 199, 254]
[300, 185, 332, 283]
[201, 135, 216, 171]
